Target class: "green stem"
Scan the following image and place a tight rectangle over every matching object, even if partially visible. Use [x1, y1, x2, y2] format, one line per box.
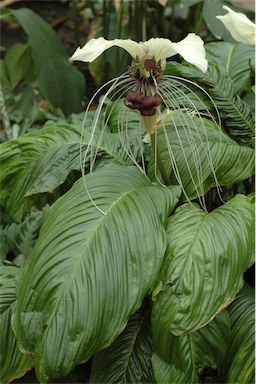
[150, 132, 171, 186]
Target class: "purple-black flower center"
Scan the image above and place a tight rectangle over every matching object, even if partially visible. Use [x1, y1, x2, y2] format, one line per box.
[124, 91, 162, 116]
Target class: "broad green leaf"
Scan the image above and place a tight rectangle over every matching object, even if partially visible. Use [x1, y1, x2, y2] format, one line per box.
[11, 8, 84, 115]
[13, 165, 180, 381]
[224, 284, 255, 383]
[152, 194, 254, 336]
[202, 0, 235, 42]
[4, 43, 35, 89]
[90, 302, 155, 383]
[152, 353, 187, 384]
[166, 41, 255, 146]
[152, 310, 230, 383]
[205, 42, 254, 93]
[0, 266, 33, 383]
[166, 41, 254, 92]
[0, 121, 143, 221]
[148, 112, 254, 200]
[208, 65, 255, 144]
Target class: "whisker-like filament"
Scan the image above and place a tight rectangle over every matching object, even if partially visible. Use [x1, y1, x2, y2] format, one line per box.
[155, 75, 225, 209]
[158, 83, 207, 208]
[79, 73, 134, 214]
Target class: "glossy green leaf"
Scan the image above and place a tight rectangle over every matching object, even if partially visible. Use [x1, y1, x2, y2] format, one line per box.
[90, 302, 155, 383]
[152, 310, 230, 383]
[165, 43, 255, 145]
[11, 8, 84, 115]
[13, 165, 180, 381]
[205, 42, 254, 93]
[152, 353, 187, 384]
[0, 266, 33, 383]
[152, 194, 254, 336]
[0, 121, 143, 222]
[148, 112, 254, 199]
[224, 284, 255, 383]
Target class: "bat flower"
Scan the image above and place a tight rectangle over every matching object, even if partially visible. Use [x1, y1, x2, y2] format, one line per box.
[216, 5, 256, 45]
[71, 36, 222, 211]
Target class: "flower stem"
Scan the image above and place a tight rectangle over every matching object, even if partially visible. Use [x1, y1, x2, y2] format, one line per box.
[150, 132, 171, 186]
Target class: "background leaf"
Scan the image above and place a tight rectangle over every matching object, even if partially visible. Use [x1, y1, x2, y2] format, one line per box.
[0, 265, 33, 383]
[11, 8, 85, 115]
[152, 310, 230, 383]
[202, 0, 236, 42]
[5, 207, 48, 264]
[13, 165, 180, 381]
[4, 43, 35, 89]
[90, 301, 155, 384]
[152, 194, 254, 336]
[223, 284, 255, 383]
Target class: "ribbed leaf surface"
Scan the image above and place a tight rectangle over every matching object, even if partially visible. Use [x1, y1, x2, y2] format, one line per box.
[152, 194, 254, 336]
[165, 41, 255, 146]
[224, 284, 255, 383]
[90, 303, 154, 383]
[0, 266, 33, 383]
[13, 165, 180, 381]
[205, 42, 254, 93]
[148, 113, 254, 199]
[208, 65, 255, 143]
[0, 121, 142, 221]
[152, 353, 187, 384]
[152, 310, 230, 383]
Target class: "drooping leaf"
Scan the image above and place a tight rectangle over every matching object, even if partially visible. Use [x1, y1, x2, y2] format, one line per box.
[152, 353, 187, 384]
[0, 120, 143, 222]
[12, 165, 180, 381]
[148, 112, 254, 200]
[152, 194, 254, 336]
[223, 284, 255, 383]
[0, 265, 33, 383]
[90, 301, 155, 383]
[11, 8, 84, 115]
[152, 310, 230, 383]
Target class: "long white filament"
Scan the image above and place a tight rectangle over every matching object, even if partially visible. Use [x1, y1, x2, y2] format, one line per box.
[79, 70, 225, 213]
[80, 73, 134, 215]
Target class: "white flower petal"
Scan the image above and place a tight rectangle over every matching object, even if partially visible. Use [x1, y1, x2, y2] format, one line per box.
[171, 33, 208, 73]
[216, 5, 256, 44]
[145, 38, 178, 62]
[70, 37, 144, 62]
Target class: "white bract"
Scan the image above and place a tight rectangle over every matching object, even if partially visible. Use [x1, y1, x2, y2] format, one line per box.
[71, 35, 208, 73]
[216, 5, 256, 44]
[71, 36, 223, 213]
